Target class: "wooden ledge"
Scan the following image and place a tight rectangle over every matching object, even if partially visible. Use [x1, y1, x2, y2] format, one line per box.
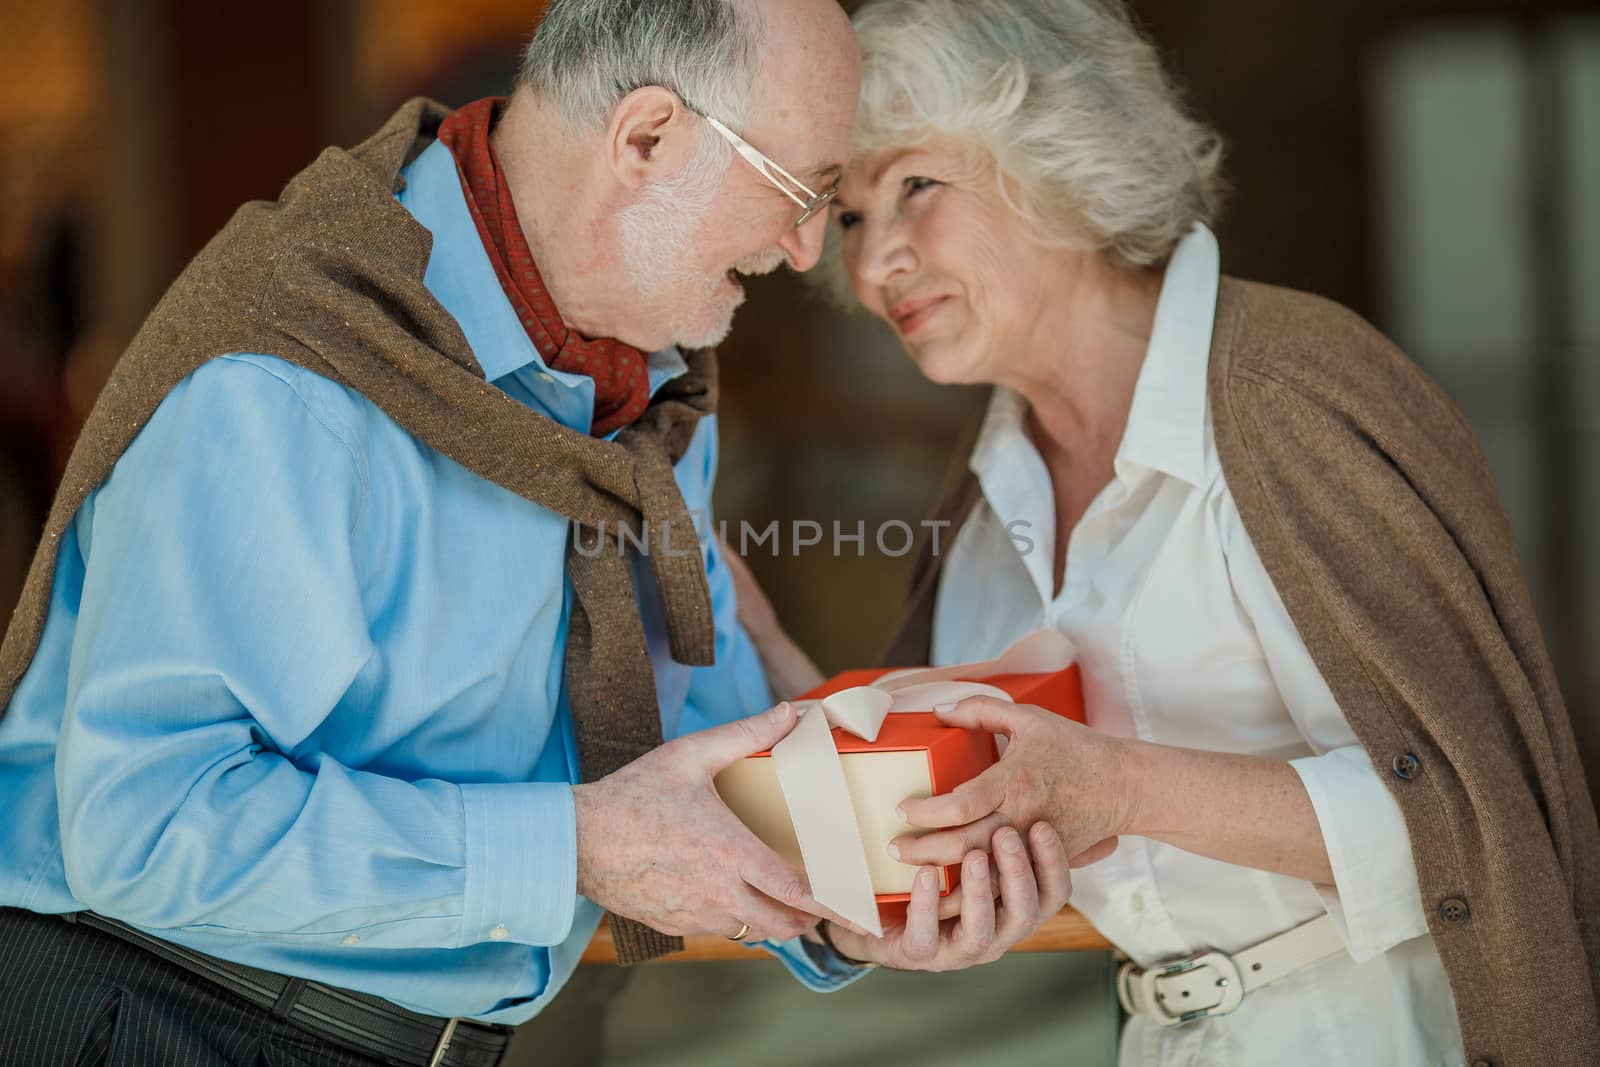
[581, 905, 1109, 965]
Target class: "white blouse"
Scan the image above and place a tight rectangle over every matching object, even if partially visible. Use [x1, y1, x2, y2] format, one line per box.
[930, 226, 1464, 1066]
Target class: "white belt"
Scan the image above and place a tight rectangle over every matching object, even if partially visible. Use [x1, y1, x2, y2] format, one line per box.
[1116, 914, 1344, 1027]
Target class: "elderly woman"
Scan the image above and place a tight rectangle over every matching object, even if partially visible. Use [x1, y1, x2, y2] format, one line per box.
[744, 0, 1600, 1063]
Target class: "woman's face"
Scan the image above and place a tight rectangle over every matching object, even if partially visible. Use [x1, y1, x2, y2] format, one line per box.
[834, 142, 1071, 386]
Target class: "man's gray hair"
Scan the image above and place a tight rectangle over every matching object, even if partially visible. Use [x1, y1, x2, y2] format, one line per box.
[849, 0, 1225, 269]
[517, 0, 764, 130]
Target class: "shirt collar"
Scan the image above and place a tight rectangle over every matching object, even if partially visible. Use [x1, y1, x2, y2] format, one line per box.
[969, 386, 1058, 603]
[396, 138, 688, 392]
[1113, 222, 1220, 488]
[970, 386, 1033, 492]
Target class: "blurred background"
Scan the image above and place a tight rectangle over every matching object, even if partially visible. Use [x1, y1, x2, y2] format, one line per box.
[0, 0, 1595, 1063]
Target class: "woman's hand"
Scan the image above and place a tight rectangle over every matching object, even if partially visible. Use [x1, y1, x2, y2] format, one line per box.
[822, 822, 1071, 971]
[894, 695, 1337, 887]
[891, 697, 1134, 871]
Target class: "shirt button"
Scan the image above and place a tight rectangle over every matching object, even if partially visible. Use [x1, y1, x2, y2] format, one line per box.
[538, 372, 555, 384]
[1392, 753, 1420, 780]
[341, 934, 360, 946]
[1437, 898, 1471, 925]
[1130, 892, 1146, 914]
[490, 923, 510, 941]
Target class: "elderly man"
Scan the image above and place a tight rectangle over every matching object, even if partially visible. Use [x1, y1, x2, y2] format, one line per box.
[0, 1, 1070, 1065]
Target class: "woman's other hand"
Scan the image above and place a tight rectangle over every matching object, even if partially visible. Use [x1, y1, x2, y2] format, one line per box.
[892, 697, 1132, 871]
[895, 696, 1336, 887]
[823, 822, 1071, 971]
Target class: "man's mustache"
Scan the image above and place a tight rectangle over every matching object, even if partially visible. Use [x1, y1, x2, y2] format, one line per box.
[731, 248, 787, 276]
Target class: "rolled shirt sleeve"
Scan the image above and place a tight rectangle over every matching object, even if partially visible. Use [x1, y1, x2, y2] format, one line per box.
[1222, 492, 1430, 962]
[1288, 747, 1430, 960]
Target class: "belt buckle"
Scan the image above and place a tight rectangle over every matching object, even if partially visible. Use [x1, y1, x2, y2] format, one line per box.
[426, 1017, 460, 1067]
[1123, 950, 1245, 1027]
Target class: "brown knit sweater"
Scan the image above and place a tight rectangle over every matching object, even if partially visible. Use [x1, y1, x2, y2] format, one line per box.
[0, 99, 712, 963]
[885, 278, 1600, 1065]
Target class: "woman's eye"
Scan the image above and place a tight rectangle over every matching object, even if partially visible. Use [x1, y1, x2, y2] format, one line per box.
[903, 176, 937, 196]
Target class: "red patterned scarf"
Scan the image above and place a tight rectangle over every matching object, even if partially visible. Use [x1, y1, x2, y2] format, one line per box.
[437, 97, 651, 436]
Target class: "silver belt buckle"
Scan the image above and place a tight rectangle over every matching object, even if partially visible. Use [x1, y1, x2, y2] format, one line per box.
[1120, 949, 1245, 1027]
[426, 1017, 460, 1067]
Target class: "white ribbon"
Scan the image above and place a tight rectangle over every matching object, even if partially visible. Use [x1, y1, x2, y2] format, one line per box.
[770, 630, 1077, 937]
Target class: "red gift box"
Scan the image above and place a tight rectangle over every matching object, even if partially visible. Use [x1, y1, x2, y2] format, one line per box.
[716, 662, 1085, 927]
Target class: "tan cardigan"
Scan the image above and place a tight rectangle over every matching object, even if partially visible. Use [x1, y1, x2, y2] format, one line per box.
[885, 278, 1600, 1066]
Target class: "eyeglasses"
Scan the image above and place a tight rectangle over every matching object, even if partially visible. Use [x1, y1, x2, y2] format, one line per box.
[694, 111, 838, 229]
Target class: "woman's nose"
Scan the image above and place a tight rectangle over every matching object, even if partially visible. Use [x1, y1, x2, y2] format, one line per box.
[851, 216, 912, 289]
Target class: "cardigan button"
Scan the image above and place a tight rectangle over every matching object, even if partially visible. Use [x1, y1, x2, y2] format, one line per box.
[1392, 752, 1419, 779]
[1470, 1059, 1493, 1067]
[1438, 897, 1471, 925]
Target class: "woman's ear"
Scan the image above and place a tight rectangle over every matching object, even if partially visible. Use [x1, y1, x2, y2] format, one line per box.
[606, 86, 697, 191]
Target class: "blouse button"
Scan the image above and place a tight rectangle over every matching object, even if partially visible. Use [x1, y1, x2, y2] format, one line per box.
[1437, 898, 1471, 925]
[1392, 753, 1419, 780]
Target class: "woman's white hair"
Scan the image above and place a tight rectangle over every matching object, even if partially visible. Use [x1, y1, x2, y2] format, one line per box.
[517, 0, 762, 129]
[846, 0, 1225, 270]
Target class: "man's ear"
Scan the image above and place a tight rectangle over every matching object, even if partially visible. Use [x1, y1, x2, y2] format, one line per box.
[606, 86, 697, 191]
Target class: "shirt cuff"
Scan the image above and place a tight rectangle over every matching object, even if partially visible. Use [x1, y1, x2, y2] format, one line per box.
[757, 935, 876, 992]
[459, 782, 577, 948]
[1290, 747, 1430, 962]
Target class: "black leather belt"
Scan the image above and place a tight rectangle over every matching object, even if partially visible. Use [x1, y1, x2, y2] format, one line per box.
[60, 911, 511, 1067]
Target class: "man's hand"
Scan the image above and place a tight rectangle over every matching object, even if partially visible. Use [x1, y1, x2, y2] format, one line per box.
[890, 698, 1132, 873]
[573, 701, 862, 942]
[823, 822, 1071, 971]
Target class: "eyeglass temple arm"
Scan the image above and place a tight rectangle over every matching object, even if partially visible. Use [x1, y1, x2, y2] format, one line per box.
[702, 115, 817, 207]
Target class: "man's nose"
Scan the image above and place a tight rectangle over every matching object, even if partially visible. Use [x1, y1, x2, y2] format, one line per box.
[778, 210, 829, 273]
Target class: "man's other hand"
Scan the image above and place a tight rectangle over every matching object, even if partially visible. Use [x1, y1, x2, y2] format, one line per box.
[572, 702, 863, 942]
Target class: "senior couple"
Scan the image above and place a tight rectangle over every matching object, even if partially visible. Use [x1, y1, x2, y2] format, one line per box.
[0, 0, 1594, 1064]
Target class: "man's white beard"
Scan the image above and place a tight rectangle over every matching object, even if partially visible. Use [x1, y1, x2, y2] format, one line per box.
[618, 143, 780, 350]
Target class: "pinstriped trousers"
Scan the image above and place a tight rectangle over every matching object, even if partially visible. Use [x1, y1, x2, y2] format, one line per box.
[0, 907, 391, 1067]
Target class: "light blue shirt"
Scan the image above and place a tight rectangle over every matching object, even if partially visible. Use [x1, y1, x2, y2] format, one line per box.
[0, 139, 862, 1022]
